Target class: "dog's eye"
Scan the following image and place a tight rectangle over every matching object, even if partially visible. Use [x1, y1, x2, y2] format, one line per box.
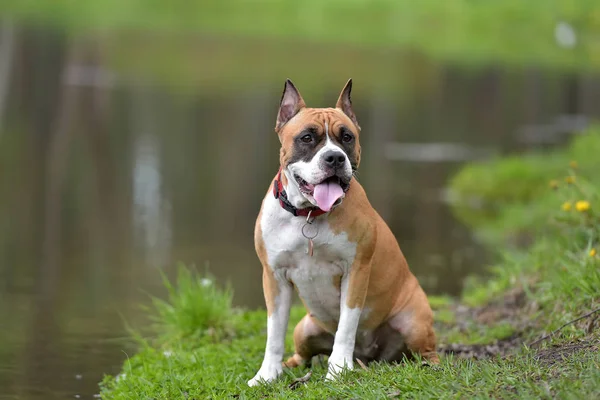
[300, 134, 313, 143]
[342, 133, 353, 143]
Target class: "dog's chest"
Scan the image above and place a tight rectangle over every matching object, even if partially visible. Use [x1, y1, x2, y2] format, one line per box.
[260, 196, 357, 323]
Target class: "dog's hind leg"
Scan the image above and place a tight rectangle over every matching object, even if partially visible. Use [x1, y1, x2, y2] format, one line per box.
[387, 287, 440, 365]
[285, 314, 334, 368]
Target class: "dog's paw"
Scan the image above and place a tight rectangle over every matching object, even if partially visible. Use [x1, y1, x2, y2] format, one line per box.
[247, 363, 283, 387]
[325, 353, 353, 381]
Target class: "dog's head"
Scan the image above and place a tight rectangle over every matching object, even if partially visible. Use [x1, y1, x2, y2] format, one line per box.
[275, 79, 361, 212]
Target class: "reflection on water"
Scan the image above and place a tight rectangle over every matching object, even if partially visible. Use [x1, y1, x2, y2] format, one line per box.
[132, 124, 172, 267]
[0, 25, 598, 399]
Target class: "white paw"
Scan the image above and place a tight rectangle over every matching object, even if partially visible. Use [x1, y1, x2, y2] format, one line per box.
[248, 363, 283, 387]
[325, 354, 353, 381]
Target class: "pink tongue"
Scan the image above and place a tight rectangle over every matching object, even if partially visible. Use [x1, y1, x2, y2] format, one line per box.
[313, 180, 344, 212]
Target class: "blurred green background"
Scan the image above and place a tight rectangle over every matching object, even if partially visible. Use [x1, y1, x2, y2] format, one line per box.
[0, 1, 599, 399]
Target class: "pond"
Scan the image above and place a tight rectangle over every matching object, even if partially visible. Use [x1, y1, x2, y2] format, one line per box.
[0, 22, 599, 399]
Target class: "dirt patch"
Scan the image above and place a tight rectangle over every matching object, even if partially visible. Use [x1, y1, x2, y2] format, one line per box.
[439, 334, 523, 359]
[438, 331, 599, 363]
[472, 287, 529, 323]
[534, 339, 599, 366]
[436, 287, 599, 364]
[436, 288, 531, 359]
[458, 287, 538, 326]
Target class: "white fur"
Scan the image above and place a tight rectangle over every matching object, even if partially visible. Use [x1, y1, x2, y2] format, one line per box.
[325, 273, 362, 380]
[261, 192, 358, 322]
[248, 282, 292, 386]
[250, 185, 364, 385]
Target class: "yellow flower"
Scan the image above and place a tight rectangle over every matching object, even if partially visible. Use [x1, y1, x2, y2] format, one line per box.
[565, 176, 576, 184]
[562, 202, 572, 211]
[590, 248, 597, 257]
[569, 160, 578, 169]
[549, 180, 559, 190]
[575, 200, 591, 212]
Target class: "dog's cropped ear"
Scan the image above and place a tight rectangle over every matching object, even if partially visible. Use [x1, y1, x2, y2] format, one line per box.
[335, 79, 360, 131]
[275, 79, 306, 132]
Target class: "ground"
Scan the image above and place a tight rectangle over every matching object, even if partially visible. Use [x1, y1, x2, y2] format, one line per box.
[99, 129, 600, 399]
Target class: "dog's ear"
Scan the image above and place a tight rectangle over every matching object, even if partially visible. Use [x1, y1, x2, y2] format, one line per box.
[275, 79, 306, 132]
[335, 79, 360, 130]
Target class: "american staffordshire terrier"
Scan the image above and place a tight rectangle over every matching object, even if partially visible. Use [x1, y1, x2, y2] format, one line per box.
[249, 79, 439, 386]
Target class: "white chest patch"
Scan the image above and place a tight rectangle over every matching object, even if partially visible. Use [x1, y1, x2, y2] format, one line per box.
[261, 193, 357, 325]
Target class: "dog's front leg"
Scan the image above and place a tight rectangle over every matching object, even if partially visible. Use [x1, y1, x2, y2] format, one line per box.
[326, 261, 371, 381]
[248, 266, 292, 387]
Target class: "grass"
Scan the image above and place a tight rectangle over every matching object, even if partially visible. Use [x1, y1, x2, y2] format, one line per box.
[100, 128, 600, 399]
[449, 130, 600, 244]
[101, 344, 600, 399]
[146, 266, 234, 344]
[1, 1, 600, 72]
[3, 2, 599, 97]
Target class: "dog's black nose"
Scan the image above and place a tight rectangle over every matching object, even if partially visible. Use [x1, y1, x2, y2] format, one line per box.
[323, 150, 346, 169]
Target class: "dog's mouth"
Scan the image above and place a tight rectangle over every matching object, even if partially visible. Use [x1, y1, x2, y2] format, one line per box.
[294, 174, 350, 212]
[294, 174, 314, 194]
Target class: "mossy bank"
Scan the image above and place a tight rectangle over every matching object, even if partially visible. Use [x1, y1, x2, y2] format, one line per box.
[100, 128, 600, 399]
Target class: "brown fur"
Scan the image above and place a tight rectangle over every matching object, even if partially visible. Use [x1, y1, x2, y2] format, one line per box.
[256, 80, 439, 372]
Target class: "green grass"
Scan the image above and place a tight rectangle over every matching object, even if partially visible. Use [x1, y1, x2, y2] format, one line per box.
[450, 129, 600, 244]
[146, 266, 234, 344]
[100, 128, 600, 399]
[101, 344, 600, 399]
[3, 2, 599, 96]
[1, 1, 600, 72]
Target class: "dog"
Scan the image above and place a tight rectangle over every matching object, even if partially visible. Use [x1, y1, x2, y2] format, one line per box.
[248, 79, 439, 386]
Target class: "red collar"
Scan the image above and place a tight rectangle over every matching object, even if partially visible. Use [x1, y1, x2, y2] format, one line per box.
[272, 168, 328, 218]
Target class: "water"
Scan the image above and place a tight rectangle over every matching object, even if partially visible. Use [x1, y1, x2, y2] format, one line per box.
[0, 24, 599, 399]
